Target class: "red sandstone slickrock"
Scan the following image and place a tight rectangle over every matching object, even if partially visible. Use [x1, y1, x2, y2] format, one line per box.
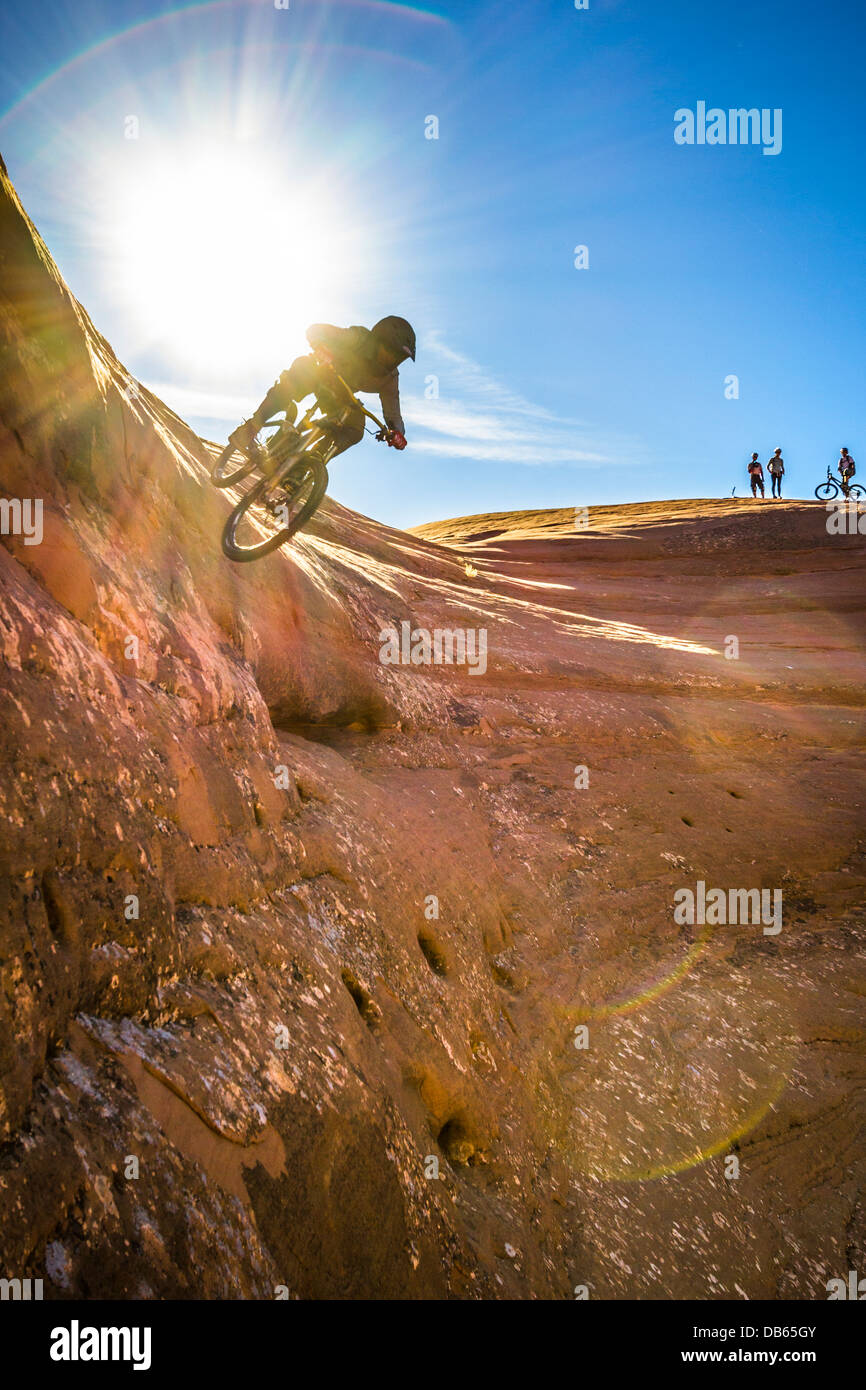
[1, 155, 865, 1299]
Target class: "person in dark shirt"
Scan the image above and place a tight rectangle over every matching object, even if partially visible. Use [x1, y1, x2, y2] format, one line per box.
[838, 448, 856, 495]
[748, 453, 765, 497]
[233, 317, 415, 460]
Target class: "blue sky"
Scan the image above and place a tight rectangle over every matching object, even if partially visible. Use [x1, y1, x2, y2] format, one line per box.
[1, 0, 863, 527]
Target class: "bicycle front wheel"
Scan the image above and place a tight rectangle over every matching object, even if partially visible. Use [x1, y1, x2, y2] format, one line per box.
[815, 482, 838, 501]
[221, 454, 329, 562]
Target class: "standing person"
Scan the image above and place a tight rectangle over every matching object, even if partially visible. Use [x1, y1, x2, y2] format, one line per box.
[768, 448, 785, 498]
[838, 448, 856, 496]
[748, 453, 765, 498]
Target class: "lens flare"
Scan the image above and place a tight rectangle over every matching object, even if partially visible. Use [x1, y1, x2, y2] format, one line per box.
[101, 143, 354, 375]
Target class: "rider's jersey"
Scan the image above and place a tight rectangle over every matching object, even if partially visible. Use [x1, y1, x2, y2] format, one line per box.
[306, 324, 405, 434]
[839, 456, 856, 476]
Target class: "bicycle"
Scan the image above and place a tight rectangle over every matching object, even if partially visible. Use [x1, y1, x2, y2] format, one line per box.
[814, 466, 864, 502]
[211, 364, 399, 562]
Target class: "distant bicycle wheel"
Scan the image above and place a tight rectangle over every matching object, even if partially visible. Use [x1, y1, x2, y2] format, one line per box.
[815, 481, 839, 500]
[847, 483, 865, 499]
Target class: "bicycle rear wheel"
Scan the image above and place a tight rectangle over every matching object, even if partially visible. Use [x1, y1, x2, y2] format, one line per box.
[211, 438, 263, 488]
[847, 483, 865, 499]
[221, 453, 329, 562]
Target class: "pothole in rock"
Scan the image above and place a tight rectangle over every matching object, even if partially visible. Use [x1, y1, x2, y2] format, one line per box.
[271, 693, 398, 744]
[340, 969, 383, 1032]
[417, 930, 449, 978]
[437, 1116, 476, 1167]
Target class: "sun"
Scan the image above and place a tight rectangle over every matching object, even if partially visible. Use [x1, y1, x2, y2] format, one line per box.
[102, 142, 359, 377]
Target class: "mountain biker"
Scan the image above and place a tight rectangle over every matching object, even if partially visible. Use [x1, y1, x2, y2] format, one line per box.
[231, 317, 415, 461]
[838, 448, 856, 495]
[748, 453, 765, 497]
[767, 447, 784, 498]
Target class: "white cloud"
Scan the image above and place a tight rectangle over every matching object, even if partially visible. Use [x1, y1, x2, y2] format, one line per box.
[144, 381, 255, 422]
[420, 331, 564, 421]
[403, 399, 546, 445]
[407, 437, 610, 465]
[403, 331, 643, 468]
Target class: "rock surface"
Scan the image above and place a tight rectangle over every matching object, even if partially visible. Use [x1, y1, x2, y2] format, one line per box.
[1, 155, 865, 1299]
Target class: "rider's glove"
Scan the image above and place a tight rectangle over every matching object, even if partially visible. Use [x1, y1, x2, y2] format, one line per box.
[375, 427, 407, 449]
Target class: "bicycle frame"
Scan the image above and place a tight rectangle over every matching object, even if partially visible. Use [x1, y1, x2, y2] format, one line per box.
[267, 366, 387, 441]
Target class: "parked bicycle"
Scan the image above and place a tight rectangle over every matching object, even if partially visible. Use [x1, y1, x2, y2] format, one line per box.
[814, 466, 864, 502]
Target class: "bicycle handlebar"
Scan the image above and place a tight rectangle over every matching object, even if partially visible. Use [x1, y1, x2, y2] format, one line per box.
[328, 367, 388, 433]
[261, 362, 390, 439]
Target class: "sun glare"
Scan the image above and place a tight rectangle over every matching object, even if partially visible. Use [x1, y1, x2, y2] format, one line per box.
[104, 144, 360, 377]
